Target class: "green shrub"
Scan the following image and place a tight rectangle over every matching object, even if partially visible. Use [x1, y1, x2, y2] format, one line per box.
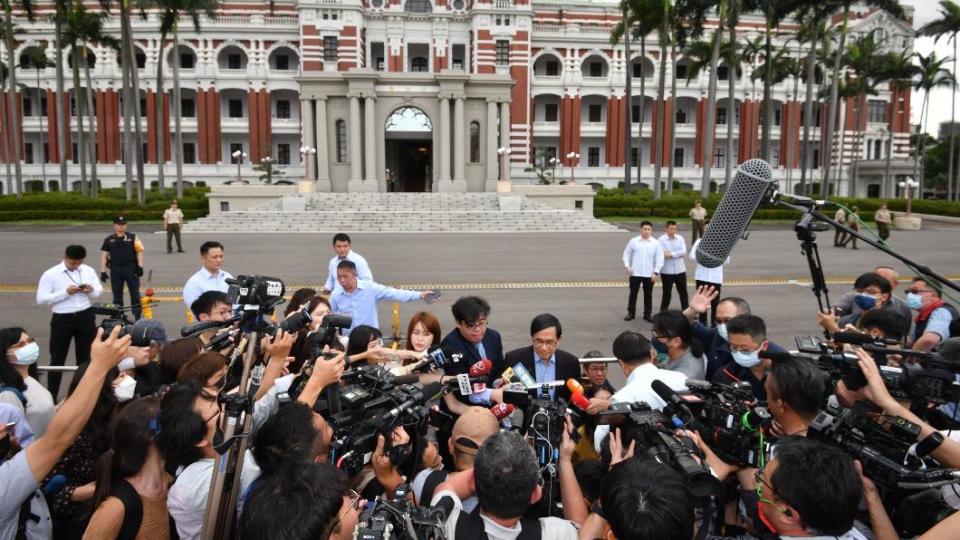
[0, 187, 209, 221]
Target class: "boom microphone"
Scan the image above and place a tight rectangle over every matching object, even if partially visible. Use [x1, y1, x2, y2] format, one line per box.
[651, 379, 694, 419]
[832, 331, 900, 346]
[694, 159, 775, 268]
[181, 318, 234, 337]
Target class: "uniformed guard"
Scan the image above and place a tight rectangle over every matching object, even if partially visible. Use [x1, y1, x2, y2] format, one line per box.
[99, 216, 145, 319]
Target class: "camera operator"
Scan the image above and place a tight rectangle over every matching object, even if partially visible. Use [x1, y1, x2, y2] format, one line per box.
[905, 278, 958, 352]
[592, 331, 689, 453]
[502, 314, 581, 402]
[430, 431, 580, 539]
[329, 260, 436, 335]
[859, 309, 908, 344]
[817, 272, 902, 337]
[252, 401, 333, 475]
[766, 355, 826, 437]
[833, 269, 912, 335]
[190, 290, 232, 323]
[582, 350, 616, 396]
[712, 314, 774, 401]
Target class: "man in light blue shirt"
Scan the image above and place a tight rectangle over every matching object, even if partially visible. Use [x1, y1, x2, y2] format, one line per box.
[329, 260, 436, 334]
[322, 233, 373, 293]
[183, 241, 233, 308]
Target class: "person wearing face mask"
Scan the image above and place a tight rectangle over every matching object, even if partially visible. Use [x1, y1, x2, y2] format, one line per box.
[683, 286, 750, 379]
[0, 328, 56, 438]
[905, 278, 958, 352]
[819, 272, 908, 339]
[711, 315, 773, 401]
[834, 267, 912, 328]
[650, 310, 706, 380]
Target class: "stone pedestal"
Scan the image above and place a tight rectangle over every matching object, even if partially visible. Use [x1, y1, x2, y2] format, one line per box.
[281, 194, 306, 212]
[496, 180, 512, 193]
[298, 180, 316, 194]
[498, 193, 523, 211]
[894, 215, 922, 230]
[436, 179, 468, 192]
[348, 178, 380, 192]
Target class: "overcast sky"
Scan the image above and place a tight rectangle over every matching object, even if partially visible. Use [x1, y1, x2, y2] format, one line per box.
[905, 0, 957, 136]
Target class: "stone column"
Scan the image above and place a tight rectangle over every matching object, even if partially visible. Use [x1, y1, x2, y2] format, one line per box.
[485, 100, 498, 191]
[499, 102, 511, 181]
[315, 98, 331, 191]
[364, 96, 377, 190]
[439, 97, 451, 182]
[348, 95, 363, 189]
[301, 98, 316, 180]
[453, 97, 466, 187]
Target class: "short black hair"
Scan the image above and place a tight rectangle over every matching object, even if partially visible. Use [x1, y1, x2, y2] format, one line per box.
[854, 272, 892, 295]
[346, 325, 381, 357]
[475, 431, 539, 519]
[860, 309, 907, 342]
[200, 241, 223, 256]
[253, 402, 322, 476]
[65, 245, 86, 259]
[158, 381, 210, 469]
[726, 314, 767, 343]
[602, 458, 694, 540]
[240, 463, 345, 540]
[652, 310, 703, 357]
[665, 220, 677, 227]
[190, 291, 230, 319]
[769, 356, 825, 419]
[451, 296, 491, 325]
[336, 259, 357, 274]
[530, 313, 562, 338]
[912, 277, 942, 298]
[640, 220, 653, 228]
[718, 296, 751, 315]
[573, 459, 606, 503]
[332, 233, 351, 245]
[612, 331, 651, 365]
[770, 437, 861, 536]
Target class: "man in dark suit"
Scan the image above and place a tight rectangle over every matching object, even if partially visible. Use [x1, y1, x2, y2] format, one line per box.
[502, 313, 581, 403]
[439, 296, 504, 382]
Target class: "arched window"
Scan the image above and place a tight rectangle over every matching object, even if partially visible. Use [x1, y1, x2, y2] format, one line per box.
[404, 0, 432, 13]
[336, 120, 347, 163]
[469, 121, 480, 163]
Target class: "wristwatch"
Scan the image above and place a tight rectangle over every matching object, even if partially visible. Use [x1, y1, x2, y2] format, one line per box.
[916, 431, 945, 458]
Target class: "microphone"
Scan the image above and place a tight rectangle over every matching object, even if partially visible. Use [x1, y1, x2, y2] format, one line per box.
[651, 379, 694, 420]
[490, 402, 515, 430]
[832, 331, 899, 346]
[181, 318, 234, 337]
[385, 382, 442, 418]
[469, 359, 494, 378]
[759, 349, 793, 362]
[569, 392, 590, 412]
[694, 159, 775, 268]
[43, 474, 67, 496]
[566, 378, 585, 396]
[512, 363, 537, 387]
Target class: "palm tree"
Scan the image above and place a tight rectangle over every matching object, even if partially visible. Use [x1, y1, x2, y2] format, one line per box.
[53, 0, 68, 191]
[156, 0, 219, 200]
[653, 0, 672, 198]
[0, 63, 10, 195]
[29, 44, 49, 188]
[2, 0, 32, 197]
[875, 50, 917, 197]
[842, 30, 883, 197]
[699, 0, 726, 196]
[60, 1, 89, 194]
[665, 0, 709, 191]
[757, 0, 804, 162]
[753, 44, 795, 174]
[912, 52, 954, 190]
[108, 0, 146, 204]
[917, 0, 960, 200]
[794, 8, 830, 194]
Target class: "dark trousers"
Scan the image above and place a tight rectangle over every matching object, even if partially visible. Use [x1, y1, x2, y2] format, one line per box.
[166, 223, 183, 252]
[696, 280, 721, 326]
[110, 265, 142, 319]
[660, 272, 689, 311]
[834, 227, 848, 246]
[842, 225, 859, 249]
[691, 220, 705, 244]
[877, 222, 890, 241]
[48, 308, 96, 399]
[627, 276, 654, 318]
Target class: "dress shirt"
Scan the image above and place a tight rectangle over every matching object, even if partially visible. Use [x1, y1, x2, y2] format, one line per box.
[36, 262, 103, 314]
[658, 233, 688, 275]
[690, 239, 728, 283]
[874, 208, 892, 224]
[183, 267, 234, 308]
[476, 342, 487, 360]
[163, 208, 184, 224]
[594, 363, 689, 452]
[622, 236, 664, 278]
[534, 352, 557, 400]
[689, 206, 707, 221]
[329, 279, 422, 334]
[324, 250, 373, 292]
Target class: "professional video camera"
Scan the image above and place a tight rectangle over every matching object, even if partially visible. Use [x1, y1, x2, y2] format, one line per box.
[354, 485, 452, 540]
[92, 304, 161, 346]
[226, 275, 285, 309]
[682, 380, 773, 469]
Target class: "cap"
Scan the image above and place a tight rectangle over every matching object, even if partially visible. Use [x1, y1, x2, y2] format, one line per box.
[113, 216, 127, 225]
[451, 406, 499, 456]
[133, 318, 169, 345]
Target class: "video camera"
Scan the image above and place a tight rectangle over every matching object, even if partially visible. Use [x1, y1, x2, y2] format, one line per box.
[226, 275, 285, 310]
[354, 485, 451, 540]
[92, 304, 161, 347]
[681, 380, 773, 469]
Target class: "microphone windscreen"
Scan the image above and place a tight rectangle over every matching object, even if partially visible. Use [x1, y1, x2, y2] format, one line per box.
[650, 379, 676, 405]
[938, 337, 960, 366]
[180, 319, 224, 337]
[695, 159, 774, 268]
[394, 374, 420, 386]
[469, 359, 494, 377]
[566, 378, 584, 396]
[759, 349, 793, 362]
[420, 382, 443, 400]
[490, 403, 515, 420]
[569, 392, 590, 411]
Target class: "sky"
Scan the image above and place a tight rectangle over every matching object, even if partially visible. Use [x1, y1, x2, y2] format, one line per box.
[906, 0, 958, 136]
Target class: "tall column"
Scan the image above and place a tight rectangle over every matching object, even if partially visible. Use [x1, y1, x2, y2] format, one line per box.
[315, 98, 331, 191]
[348, 95, 362, 186]
[364, 96, 376, 189]
[485, 99, 498, 191]
[439, 97, 451, 182]
[499, 102, 510, 180]
[453, 97, 465, 185]
[301, 98, 316, 180]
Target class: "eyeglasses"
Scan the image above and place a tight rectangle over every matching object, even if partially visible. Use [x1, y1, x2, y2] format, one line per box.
[533, 339, 558, 348]
[463, 319, 488, 330]
[729, 344, 763, 354]
[323, 489, 362, 539]
[905, 288, 931, 295]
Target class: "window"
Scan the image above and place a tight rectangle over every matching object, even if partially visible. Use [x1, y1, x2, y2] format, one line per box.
[673, 147, 684, 167]
[22, 97, 32, 117]
[734, 106, 740, 125]
[72, 143, 78, 163]
[276, 55, 290, 71]
[411, 57, 429, 72]
[452, 44, 466, 71]
[587, 147, 600, 167]
[589, 62, 603, 77]
[545, 103, 558, 122]
[227, 54, 243, 70]
[336, 120, 347, 162]
[372, 42, 385, 71]
[716, 107, 726, 125]
[228, 99, 243, 118]
[545, 60, 559, 76]
[713, 147, 725, 168]
[588, 104, 602, 123]
[70, 96, 77, 117]
[278, 143, 291, 164]
[495, 41, 509, 66]
[813, 148, 820, 168]
[633, 62, 643, 78]
[139, 97, 147, 117]
[40, 95, 47, 117]
[868, 100, 887, 123]
[469, 121, 480, 163]
[404, 0, 432, 13]
[24, 143, 34, 164]
[632, 105, 640, 123]
[230, 143, 243, 163]
[675, 64, 687, 79]
[180, 52, 194, 69]
[718, 65, 729, 81]
[183, 143, 196, 164]
[181, 98, 195, 118]
[774, 107, 781, 127]
[676, 108, 687, 124]
[323, 36, 338, 63]
[872, 139, 882, 160]
[277, 100, 291, 119]
[771, 148, 780, 167]
[630, 147, 639, 166]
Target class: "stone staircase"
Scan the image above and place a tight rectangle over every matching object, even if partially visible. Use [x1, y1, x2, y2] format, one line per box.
[183, 193, 622, 233]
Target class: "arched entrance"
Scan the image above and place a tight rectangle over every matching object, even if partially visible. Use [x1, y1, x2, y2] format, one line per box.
[385, 106, 433, 192]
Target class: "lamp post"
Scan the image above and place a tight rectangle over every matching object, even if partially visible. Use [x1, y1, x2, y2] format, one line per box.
[497, 146, 513, 181]
[299, 145, 316, 179]
[231, 150, 248, 183]
[566, 151, 581, 184]
[898, 178, 919, 216]
[548, 157, 559, 184]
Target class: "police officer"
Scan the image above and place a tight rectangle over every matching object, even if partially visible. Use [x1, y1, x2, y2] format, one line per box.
[99, 216, 145, 319]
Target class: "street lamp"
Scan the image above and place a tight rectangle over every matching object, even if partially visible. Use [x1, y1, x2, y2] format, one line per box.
[566, 151, 581, 184]
[548, 156, 559, 184]
[299, 145, 316, 180]
[898, 178, 920, 215]
[231, 150, 248, 183]
[497, 146, 513, 182]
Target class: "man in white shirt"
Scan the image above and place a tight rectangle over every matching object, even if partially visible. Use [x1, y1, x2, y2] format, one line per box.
[163, 199, 185, 254]
[593, 330, 688, 453]
[622, 221, 664, 322]
[182, 241, 233, 309]
[321, 233, 373, 294]
[690, 228, 729, 327]
[35, 245, 103, 398]
[658, 220, 689, 311]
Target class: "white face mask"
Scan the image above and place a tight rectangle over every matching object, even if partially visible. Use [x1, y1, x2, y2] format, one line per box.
[114, 375, 137, 403]
[13, 342, 40, 366]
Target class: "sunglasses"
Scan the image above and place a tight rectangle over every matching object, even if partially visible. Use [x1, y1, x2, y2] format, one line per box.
[323, 489, 362, 539]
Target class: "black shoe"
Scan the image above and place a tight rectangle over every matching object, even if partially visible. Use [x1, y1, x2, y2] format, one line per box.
[852, 247, 859, 250]
[643, 315, 653, 323]
[178, 249, 185, 253]
[624, 315, 635, 321]
[167, 250, 172, 254]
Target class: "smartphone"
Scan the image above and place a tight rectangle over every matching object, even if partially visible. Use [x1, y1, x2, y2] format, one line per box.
[424, 291, 442, 303]
[4, 422, 16, 429]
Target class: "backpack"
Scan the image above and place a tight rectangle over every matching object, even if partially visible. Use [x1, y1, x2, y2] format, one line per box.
[454, 506, 543, 540]
[0, 386, 27, 407]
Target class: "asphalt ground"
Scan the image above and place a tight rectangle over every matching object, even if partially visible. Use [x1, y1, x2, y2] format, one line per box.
[2, 221, 958, 397]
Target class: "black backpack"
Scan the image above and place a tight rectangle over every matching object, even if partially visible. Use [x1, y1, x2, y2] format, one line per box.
[454, 507, 542, 540]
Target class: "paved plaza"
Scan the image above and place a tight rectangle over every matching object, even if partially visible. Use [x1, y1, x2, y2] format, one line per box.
[2, 221, 958, 392]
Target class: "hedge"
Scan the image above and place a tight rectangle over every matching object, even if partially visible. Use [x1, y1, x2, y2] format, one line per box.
[0, 187, 210, 221]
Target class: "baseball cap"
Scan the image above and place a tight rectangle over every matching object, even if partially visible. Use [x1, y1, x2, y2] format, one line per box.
[451, 406, 499, 456]
[113, 216, 127, 225]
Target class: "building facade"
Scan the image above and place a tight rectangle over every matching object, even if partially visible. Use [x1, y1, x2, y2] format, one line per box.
[0, 1, 915, 197]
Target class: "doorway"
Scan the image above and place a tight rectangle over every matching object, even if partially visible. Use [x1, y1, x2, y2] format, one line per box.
[385, 106, 433, 192]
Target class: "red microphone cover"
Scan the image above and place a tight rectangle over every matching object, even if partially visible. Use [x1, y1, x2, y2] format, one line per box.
[490, 403, 515, 420]
[569, 392, 590, 411]
[566, 378, 585, 396]
[469, 359, 494, 377]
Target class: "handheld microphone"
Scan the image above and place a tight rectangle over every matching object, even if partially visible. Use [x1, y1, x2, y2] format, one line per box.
[469, 359, 494, 378]
[569, 392, 590, 412]
[181, 318, 234, 337]
[512, 363, 536, 387]
[43, 474, 67, 496]
[490, 402, 515, 430]
[694, 159, 775, 268]
[832, 331, 900, 346]
[651, 379, 694, 420]
[566, 378, 585, 396]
